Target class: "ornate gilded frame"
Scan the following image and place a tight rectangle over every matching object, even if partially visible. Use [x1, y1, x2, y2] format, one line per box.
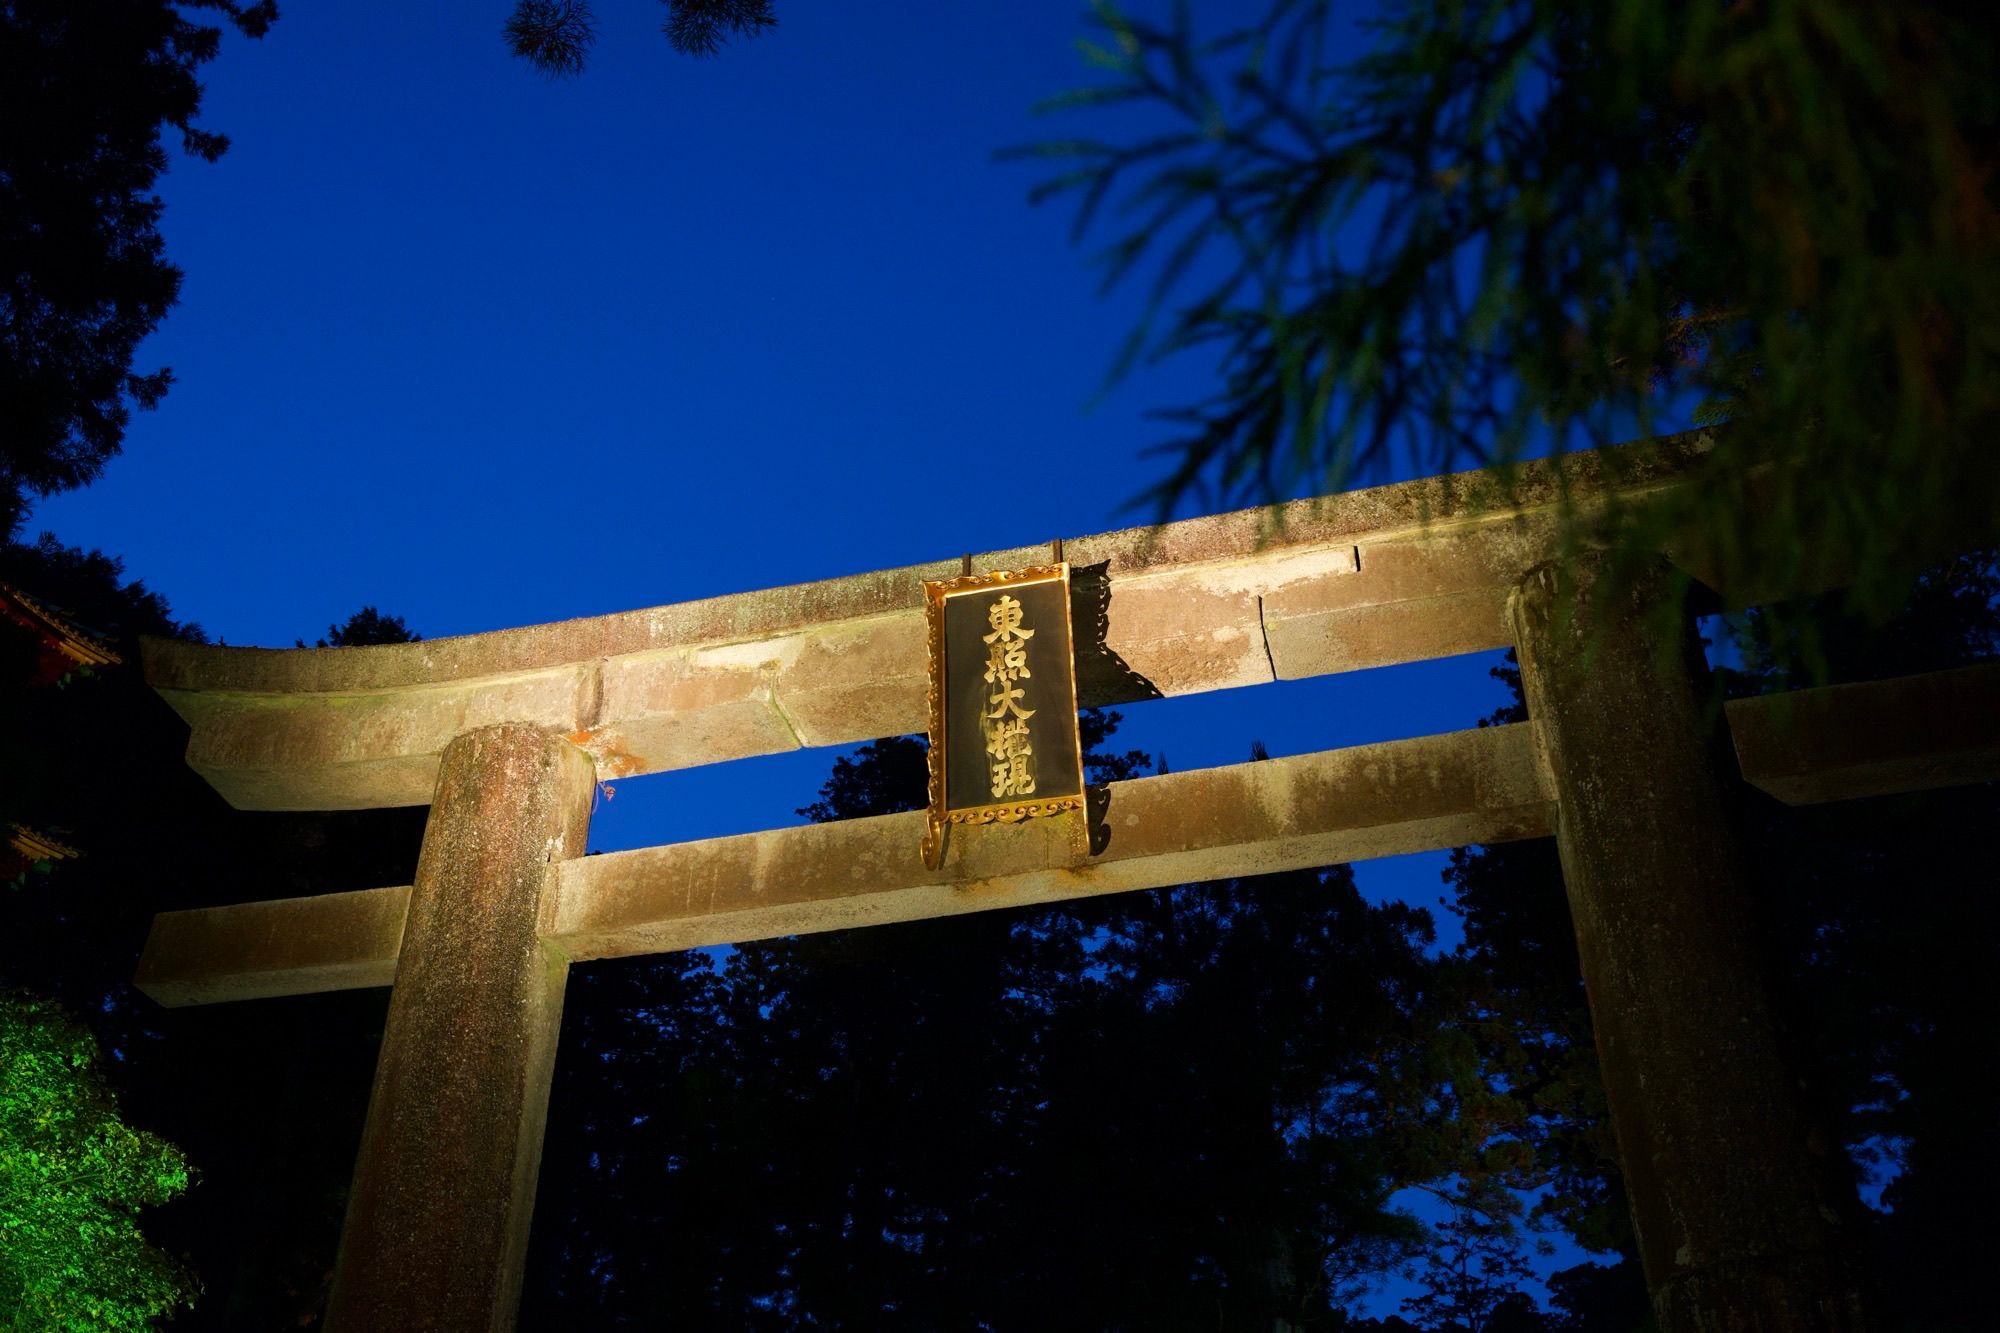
[920, 562, 1086, 869]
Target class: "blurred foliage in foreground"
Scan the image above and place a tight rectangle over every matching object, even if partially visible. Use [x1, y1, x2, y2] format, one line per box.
[1028, 0, 1999, 642]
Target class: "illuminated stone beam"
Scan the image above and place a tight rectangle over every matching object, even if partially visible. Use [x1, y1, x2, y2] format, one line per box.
[136, 722, 1550, 1006]
[1729, 662, 2000, 805]
[135, 883, 409, 1007]
[133, 660, 2000, 1008]
[551, 722, 1549, 962]
[141, 436, 1712, 811]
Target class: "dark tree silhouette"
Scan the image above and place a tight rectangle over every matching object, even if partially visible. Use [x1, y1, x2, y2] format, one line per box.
[298, 605, 421, 649]
[1398, 1186, 1544, 1333]
[0, 0, 275, 534]
[523, 716, 1577, 1328]
[663, 0, 775, 58]
[503, 0, 595, 76]
[1442, 553, 2000, 1328]
[504, 0, 776, 77]
[0, 540, 424, 1328]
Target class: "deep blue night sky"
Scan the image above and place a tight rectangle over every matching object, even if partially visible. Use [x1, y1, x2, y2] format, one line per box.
[30, 0, 1515, 861]
[27, 1, 1560, 1307]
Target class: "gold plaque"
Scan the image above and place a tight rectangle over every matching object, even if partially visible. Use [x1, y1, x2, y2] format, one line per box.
[921, 563, 1086, 867]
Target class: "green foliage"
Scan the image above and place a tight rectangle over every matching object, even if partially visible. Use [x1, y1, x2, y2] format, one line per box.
[0, 992, 196, 1331]
[0, 536, 426, 1328]
[1033, 0, 2000, 631]
[0, 1, 275, 535]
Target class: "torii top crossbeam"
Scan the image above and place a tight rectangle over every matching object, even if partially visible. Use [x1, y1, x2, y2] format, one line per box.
[141, 432, 1717, 812]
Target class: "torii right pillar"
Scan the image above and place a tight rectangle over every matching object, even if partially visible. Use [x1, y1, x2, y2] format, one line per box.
[1511, 555, 1868, 1331]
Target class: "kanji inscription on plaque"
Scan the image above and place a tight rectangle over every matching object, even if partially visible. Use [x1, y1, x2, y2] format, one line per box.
[921, 563, 1085, 866]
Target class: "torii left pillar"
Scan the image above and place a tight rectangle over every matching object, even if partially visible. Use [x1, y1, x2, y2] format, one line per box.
[324, 723, 593, 1332]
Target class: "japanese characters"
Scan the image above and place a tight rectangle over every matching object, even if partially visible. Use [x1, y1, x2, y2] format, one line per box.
[982, 593, 1037, 798]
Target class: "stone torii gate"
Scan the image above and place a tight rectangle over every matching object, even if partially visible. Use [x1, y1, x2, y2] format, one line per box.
[133, 433, 1999, 1330]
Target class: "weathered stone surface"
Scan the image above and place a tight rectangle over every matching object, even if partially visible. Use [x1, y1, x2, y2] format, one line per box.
[770, 613, 928, 746]
[130, 664, 2000, 1009]
[1730, 662, 2000, 805]
[323, 724, 592, 1333]
[586, 642, 797, 776]
[1263, 520, 1554, 677]
[169, 666, 593, 810]
[1090, 561, 1282, 696]
[134, 885, 409, 1006]
[140, 433, 1718, 696]
[547, 723, 1553, 959]
[1268, 586, 1513, 678]
[144, 435, 1731, 811]
[131, 728, 1547, 1002]
[1511, 557, 1868, 1331]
